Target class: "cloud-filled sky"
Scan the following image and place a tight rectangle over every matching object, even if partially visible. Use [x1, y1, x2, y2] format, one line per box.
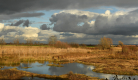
[1, 0, 138, 44]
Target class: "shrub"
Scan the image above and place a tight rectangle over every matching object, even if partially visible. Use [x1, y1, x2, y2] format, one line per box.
[122, 46, 130, 54]
[0, 38, 5, 48]
[48, 35, 57, 47]
[118, 41, 123, 47]
[80, 44, 87, 48]
[13, 38, 19, 46]
[128, 46, 138, 52]
[69, 43, 79, 48]
[99, 37, 113, 50]
[122, 45, 138, 55]
[55, 41, 70, 48]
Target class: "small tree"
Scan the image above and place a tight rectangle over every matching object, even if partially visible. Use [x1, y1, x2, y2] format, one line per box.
[0, 38, 5, 48]
[14, 38, 19, 46]
[48, 35, 57, 47]
[118, 41, 123, 47]
[99, 37, 113, 50]
[26, 38, 33, 46]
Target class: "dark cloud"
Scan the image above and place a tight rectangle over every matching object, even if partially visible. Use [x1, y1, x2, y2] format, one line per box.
[23, 20, 31, 27]
[10, 20, 24, 26]
[0, 12, 44, 21]
[40, 24, 50, 30]
[0, 0, 138, 14]
[60, 32, 74, 37]
[9, 20, 33, 27]
[50, 10, 138, 36]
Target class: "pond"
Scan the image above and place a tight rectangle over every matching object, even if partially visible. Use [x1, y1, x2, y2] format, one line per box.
[1, 61, 138, 80]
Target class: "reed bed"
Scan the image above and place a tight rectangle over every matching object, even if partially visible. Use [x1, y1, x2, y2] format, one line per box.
[0, 46, 91, 55]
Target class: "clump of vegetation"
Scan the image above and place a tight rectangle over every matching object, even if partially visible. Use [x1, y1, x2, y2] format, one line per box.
[47, 64, 63, 67]
[0, 38, 6, 48]
[13, 38, 19, 46]
[118, 41, 124, 47]
[26, 38, 34, 46]
[122, 45, 138, 55]
[55, 41, 71, 48]
[80, 44, 87, 48]
[48, 35, 57, 47]
[98, 37, 113, 50]
[69, 43, 80, 48]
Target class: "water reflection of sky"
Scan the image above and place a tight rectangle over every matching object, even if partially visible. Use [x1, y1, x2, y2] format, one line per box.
[1, 61, 138, 80]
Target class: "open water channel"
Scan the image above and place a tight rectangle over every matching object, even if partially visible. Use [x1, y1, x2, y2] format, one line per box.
[1, 61, 138, 80]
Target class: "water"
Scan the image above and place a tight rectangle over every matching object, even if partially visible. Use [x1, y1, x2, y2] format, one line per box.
[1, 61, 138, 80]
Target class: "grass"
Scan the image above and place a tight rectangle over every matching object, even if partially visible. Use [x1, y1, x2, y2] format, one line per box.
[47, 64, 63, 67]
[0, 68, 105, 80]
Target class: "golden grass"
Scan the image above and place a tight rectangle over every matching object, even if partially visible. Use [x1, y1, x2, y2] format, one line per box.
[0, 68, 106, 80]
[0, 46, 92, 55]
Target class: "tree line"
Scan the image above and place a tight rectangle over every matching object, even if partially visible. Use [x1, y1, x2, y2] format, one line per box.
[0, 36, 124, 49]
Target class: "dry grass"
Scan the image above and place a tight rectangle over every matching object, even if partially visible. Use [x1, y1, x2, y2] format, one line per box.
[0, 68, 105, 80]
[0, 46, 91, 55]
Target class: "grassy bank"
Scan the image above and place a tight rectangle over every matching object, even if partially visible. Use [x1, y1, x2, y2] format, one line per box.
[0, 68, 106, 80]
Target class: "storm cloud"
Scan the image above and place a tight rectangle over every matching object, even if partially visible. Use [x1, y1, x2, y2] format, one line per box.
[0, 12, 44, 21]
[10, 20, 24, 26]
[1, 0, 138, 14]
[40, 24, 50, 30]
[50, 10, 138, 35]
[10, 20, 32, 27]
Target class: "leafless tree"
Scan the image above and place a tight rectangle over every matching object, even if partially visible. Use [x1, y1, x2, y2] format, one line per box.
[0, 38, 5, 48]
[48, 35, 57, 47]
[26, 38, 33, 46]
[13, 38, 19, 46]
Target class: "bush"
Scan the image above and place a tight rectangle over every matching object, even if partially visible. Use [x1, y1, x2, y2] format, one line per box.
[55, 41, 70, 48]
[69, 43, 79, 48]
[122, 45, 138, 55]
[118, 41, 123, 47]
[99, 37, 113, 50]
[122, 46, 130, 54]
[129, 46, 138, 52]
[80, 44, 87, 48]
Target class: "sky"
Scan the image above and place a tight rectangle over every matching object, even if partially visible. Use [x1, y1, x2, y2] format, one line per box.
[1, 0, 138, 44]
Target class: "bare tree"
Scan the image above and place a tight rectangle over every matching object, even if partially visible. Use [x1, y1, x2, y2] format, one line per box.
[0, 38, 5, 48]
[26, 38, 33, 46]
[48, 35, 57, 47]
[99, 37, 113, 50]
[118, 41, 123, 47]
[14, 38, 19, 46]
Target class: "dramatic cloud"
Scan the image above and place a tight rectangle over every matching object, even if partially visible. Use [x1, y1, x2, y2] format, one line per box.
[23, 20, 31, 27]
[0, 23, 60, 43]
[1, 0, 138, 14]
[0, 12, 44, 21]
[9, 20, 33, 27]
[50, 10, 138, 36]
[10, 20, 24, 26]
[40, 24, 50, 30]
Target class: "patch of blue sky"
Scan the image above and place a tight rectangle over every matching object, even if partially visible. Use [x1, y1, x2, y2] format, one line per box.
[20, 10, 60, 28]
[3, 10, 60, 28]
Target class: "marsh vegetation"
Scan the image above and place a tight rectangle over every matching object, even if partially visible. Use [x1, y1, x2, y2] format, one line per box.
[0, 36, 138, 80]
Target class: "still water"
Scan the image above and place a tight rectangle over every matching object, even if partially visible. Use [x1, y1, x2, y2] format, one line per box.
[1, 61, 138, 80]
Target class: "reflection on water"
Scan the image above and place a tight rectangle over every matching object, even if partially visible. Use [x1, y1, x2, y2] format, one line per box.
[21, 77, 56, 80]
[1, 61, 138, 80]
